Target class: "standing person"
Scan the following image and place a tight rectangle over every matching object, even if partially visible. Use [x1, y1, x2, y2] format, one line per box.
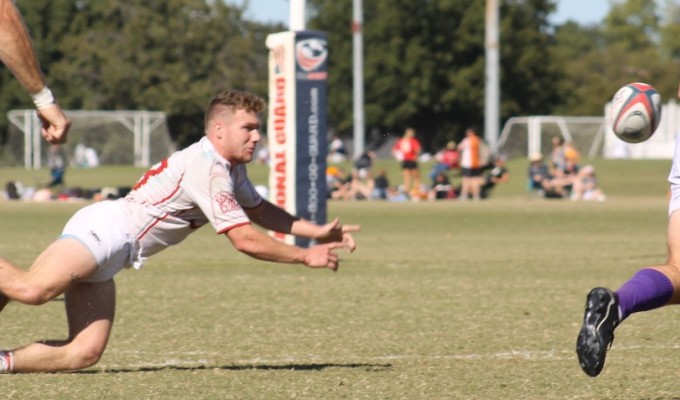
[0, 90, 361, 373]
[458, 128, 487, 200]
[0, 0, 70, 143]
[575, 84, 680, 378]
[392, 127, 422, 196]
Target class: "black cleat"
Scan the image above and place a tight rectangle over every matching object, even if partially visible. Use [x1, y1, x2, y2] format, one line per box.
[576, 287, 620, 377]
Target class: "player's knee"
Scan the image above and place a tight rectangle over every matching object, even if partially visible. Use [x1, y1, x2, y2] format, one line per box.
[12, 284, 56, 305]
[67, 343, 105, 369]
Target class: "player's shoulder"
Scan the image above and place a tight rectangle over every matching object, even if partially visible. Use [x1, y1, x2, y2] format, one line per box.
[174, 138, 213, 165]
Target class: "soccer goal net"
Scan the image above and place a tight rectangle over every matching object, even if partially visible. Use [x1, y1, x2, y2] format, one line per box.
[497, 116, 605, 160]
[497, 101, 680, 160]
[4, 110, 176, 169]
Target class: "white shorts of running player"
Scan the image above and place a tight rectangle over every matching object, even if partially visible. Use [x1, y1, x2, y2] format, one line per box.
[60, 200, 140, 283]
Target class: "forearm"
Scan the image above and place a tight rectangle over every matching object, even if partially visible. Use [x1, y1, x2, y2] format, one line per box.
[0, 0, 46, 94]
[228, 225, 307, 264]
[246, 201, 319, 238]
[244, 201, 352, 245]
[290, 218, 324, 239]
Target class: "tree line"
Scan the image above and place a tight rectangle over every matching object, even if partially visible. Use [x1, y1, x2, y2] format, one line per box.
[2, 0, 679, 153]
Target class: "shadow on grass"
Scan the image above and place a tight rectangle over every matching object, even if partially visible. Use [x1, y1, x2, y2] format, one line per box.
[74, 362, 392, 374]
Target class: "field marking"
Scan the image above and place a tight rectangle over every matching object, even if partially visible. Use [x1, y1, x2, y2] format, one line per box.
[102, 349, 573, 370]
[99, 345, 680, 370]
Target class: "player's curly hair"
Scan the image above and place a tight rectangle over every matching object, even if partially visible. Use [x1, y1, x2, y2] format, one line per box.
[204, 90, 266, 127]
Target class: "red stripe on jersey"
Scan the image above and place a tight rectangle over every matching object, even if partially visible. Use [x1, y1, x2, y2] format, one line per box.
[133, 159, 168, 190]
[151, 173, 184, 206]
[138, 213, 169, 240]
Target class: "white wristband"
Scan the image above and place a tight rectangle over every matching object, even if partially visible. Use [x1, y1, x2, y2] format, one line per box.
[31, 86, 55, 109]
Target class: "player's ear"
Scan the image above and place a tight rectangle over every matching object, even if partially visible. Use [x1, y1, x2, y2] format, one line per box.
[212, 121, 224, 139]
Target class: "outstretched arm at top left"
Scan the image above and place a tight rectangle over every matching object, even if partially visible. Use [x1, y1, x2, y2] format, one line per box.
[0, 0, 70, 144]
[244, 200, 361, 252]
[0, 0, 44, 94]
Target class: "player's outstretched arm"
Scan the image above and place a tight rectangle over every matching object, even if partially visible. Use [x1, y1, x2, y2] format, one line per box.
[244, 201, 361, 252]
[0, 0, 45, 94]
[225, 224, 345, 271]
[0, 0, 70, 144]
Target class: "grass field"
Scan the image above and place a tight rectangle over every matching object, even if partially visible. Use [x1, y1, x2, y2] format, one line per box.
[1, 158, 680, 399]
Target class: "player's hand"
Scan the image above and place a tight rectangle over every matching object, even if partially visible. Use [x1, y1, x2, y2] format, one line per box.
[37, 103, 71, 144]
[304, 242, 346, 271]
[315, 217, 361, 252]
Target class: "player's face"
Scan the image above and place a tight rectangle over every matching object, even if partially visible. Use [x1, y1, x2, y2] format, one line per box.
[213, 108, 261, 164]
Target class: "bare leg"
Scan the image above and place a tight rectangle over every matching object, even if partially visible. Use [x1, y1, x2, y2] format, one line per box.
[402, 169, 411, 193]
[652, 212, 680, 304]
[459, 177, 469, 200]
[11, 280, 116, 372]
[471, 176, 483, 200]
[411, 170, 421, 194]
[0, 238, 97, 306]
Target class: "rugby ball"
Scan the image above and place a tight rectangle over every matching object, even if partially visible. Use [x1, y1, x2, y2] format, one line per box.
[610, 82, 662, 143]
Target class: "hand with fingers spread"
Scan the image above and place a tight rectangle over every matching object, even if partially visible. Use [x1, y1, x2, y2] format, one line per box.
[315, 217, 361, 252]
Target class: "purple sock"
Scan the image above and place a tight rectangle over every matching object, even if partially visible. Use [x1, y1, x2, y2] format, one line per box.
[616, 269, 674, 321]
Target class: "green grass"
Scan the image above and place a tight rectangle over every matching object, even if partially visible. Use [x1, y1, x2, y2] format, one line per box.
[0, 156, 671, 198]
[0, 159, 677, 399]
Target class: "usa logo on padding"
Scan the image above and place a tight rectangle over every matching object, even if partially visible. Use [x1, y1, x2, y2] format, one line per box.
[296, 39, 328, 72]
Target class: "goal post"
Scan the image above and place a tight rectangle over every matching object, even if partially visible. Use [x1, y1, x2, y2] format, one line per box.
[497, 116, 605, 160]
[498, 101, 680, 161]
[6, 110, 175, 169]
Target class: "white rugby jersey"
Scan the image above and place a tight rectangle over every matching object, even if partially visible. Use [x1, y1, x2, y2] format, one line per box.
[122, 136, 263, 258]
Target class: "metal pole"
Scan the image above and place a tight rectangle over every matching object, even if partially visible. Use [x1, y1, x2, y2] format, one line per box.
[290, 0, 306, 31]
[485, 0, 500, 153]
[352, 0, 365, 158]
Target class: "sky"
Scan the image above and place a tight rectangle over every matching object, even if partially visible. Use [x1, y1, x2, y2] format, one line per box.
[228, 0, 612, 27]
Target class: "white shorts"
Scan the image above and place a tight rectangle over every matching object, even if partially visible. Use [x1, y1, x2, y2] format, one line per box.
[60, 200, 135, 283]
[669, 130, 680, 216]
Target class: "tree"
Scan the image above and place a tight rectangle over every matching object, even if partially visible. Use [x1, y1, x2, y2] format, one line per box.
[1, 0, 280, 148]
[308, 0, 561, 150]
[551, 0, 680, 116]
[659, 0, 680, 59]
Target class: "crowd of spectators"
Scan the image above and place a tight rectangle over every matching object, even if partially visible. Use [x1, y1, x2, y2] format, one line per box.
[527, 136, 605, 201]
[325, 128, 510, 202]
[6, 134, 608, 205]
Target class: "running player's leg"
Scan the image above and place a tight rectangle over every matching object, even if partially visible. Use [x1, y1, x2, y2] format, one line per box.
[7, 280, 115, 372]
[645, 211, 680, 304]
[0, 237, 98, 307]
[0, 200, 130, 310]
[577, 126, 680, 377]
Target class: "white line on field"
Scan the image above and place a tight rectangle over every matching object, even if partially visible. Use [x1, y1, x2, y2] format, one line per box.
[100, 345, 680, 370]
[105, 349, 571, 367]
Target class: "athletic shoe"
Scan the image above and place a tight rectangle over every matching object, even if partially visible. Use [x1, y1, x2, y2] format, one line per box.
[576, 287, 620, 377]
